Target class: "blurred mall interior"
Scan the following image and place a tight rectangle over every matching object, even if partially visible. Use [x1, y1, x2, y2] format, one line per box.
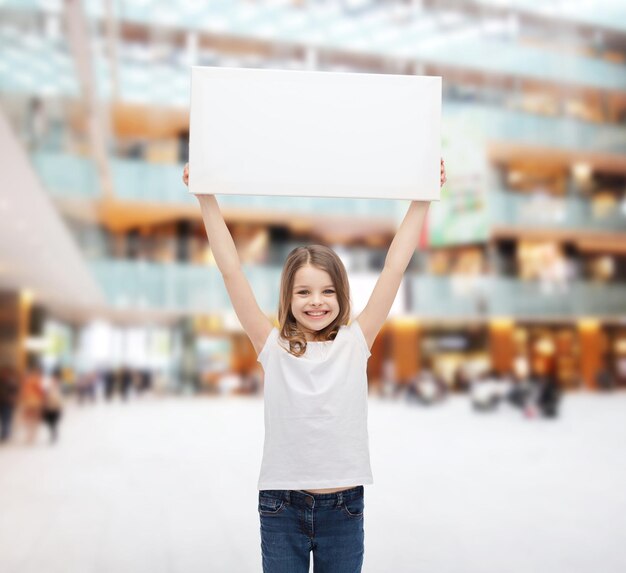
[1, 0, 626, 412]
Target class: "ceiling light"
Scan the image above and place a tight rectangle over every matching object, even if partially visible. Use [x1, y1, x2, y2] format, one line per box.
[20, 289, 35, 304]
[572, 162, 592, 180]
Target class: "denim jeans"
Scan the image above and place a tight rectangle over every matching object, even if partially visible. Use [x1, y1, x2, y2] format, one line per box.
[258, 485, 365, 573]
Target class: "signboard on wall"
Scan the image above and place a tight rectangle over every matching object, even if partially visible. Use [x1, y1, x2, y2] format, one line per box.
[428, 104, 489, 246]
[189, 66, 441, 201]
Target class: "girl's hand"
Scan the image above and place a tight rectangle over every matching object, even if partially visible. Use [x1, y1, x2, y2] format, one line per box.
[182, 163, 189, 186]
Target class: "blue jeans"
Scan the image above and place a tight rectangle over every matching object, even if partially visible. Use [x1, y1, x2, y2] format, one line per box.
[258, 485, 365, 573]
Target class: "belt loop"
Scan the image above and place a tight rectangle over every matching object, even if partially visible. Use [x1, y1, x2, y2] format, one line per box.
[286, 491, 291, 504]
[337, 491, 343, 507]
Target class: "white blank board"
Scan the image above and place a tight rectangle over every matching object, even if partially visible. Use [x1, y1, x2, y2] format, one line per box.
[189, 66, 441, 201]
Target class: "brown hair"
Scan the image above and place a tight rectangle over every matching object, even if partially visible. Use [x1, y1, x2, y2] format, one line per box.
[277, 245, 351, 357]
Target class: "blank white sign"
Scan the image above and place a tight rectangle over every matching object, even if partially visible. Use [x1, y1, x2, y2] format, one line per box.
[189, 66, 441, 201]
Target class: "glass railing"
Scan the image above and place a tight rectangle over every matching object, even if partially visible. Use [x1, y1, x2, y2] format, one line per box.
[6, 0, 625, 35]
[2, 5, 625, 103]
[33, 152, 626, 232]
[472, 0, 626, 34]
[31, 152, 100, 199]
[408, 275, 488, 317]
[28, 104, 626, 204]
[130, 102, 626, 158]
[111, 158, 196, 205]
[489, 278, 626, 317]
[112, 157, 397, 218]
[489, 189, 626, 232]
[34, 153, 399, 218]
[81, 2, 625, 94]
[91, 260, 626, 318]
[444, 102, 626, 155]
[90, 259, 282, 313]
[409, 276, 626, 318]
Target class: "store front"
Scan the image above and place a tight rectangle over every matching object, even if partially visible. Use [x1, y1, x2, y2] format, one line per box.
[510, 323, 591, 389]
[604, 326, 626, 388]
[421, 325, 489, 391]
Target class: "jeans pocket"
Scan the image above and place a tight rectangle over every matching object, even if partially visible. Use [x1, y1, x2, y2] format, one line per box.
[341, 496, 364, 519]
[258, 493, 286, 516]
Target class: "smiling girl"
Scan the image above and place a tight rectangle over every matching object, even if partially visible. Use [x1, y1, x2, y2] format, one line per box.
[183, 158, 446, 572]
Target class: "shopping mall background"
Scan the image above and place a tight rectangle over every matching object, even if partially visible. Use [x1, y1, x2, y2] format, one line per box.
[2, 1, 626, 572]
[2, 0, 625, 395]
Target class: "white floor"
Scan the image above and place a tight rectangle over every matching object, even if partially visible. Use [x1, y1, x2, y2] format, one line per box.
[0, 392, 625, 573]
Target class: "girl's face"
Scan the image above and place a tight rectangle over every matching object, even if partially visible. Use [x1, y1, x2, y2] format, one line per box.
[291, 265, 340, 340]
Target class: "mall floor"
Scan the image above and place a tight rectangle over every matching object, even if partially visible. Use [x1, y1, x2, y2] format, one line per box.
[0, 391, 624, 573]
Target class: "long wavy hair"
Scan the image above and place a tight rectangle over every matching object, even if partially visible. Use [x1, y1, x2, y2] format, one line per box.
[278, 245, 351, 357]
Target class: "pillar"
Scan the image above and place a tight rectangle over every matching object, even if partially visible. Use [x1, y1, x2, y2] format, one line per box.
[578, 319, 603, 389]
[489, 318, 515, 374]
[390, 318, 420, 384]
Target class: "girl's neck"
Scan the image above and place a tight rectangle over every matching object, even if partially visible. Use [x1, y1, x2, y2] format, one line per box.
[304, 332, 329, 343]
[305, 335, 325, 342]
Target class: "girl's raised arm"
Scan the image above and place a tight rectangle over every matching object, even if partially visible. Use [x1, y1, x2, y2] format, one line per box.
[356, 158, 447, 350]
[183, 163, 273, 355]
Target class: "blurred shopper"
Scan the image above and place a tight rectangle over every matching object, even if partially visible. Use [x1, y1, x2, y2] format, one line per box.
[104, 369, 116, 401]
[76, 371, 97, 404]
[178, 129, 189, 162]
[470, 370, 502, 412]
[25, 96, 48, 150]
[138, 369, 152, 395]
[0, 365, 20, 443]
[153, 370, 169, 396]
[41, 368, 64, 444]
[120, 367, 133, 401]
[241, 369, 261, 395]
[595, 359, 614, 391]
[474, 370, 514, 412]
[617, 356, 626, 387]
[536, 373, 561, 419]
[183, 159, 447, 573]
[380, 357, 398, 399]
[453, 362, 472, 393]
[406, 365, 447, 406]
[513, 371, 561, 420]
[507, 374, 532, 411]
[20, 365, 45, 444]
[521, 373, 543, 418]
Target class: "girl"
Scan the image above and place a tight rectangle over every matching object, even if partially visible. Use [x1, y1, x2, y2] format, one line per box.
[183, 159, 446, 572]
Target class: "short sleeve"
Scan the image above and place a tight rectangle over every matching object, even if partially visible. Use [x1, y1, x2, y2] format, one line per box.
[257, 327, 278, 366]
[350, 320, 371, 359]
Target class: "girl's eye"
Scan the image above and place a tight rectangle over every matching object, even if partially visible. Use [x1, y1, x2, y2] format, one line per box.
[297, 290, 335, 295]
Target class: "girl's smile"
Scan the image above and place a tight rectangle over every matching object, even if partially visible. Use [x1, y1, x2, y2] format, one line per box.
[304, 310, 330, 319]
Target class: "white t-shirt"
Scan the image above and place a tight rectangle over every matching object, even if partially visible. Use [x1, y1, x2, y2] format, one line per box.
[256, 320, 374, 490]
